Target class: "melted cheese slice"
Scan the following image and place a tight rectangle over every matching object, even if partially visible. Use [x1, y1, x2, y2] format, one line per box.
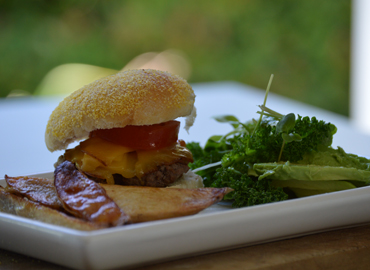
[80, 137, 134, 166]
[64, 137, 193, 185]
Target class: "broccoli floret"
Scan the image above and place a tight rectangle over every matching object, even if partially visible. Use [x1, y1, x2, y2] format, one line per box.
[212, 167, 288, 207]
[246, 115, 337, 163]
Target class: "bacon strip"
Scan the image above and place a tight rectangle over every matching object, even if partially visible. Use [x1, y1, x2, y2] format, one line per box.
[54, 161, 130, 227]
[5, 175, 63, 210]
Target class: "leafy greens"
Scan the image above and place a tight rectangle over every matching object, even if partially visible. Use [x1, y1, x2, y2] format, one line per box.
[187, 76, 370, 208]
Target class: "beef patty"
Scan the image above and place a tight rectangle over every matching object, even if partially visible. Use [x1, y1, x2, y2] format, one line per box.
[112, 162, 190, 187]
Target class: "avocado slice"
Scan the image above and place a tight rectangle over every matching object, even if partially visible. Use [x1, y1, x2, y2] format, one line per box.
[271, 179, 356, 197]
[253, 162, 370, 184]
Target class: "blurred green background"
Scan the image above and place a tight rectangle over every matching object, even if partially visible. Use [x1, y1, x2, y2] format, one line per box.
[0, 0, 350, 115]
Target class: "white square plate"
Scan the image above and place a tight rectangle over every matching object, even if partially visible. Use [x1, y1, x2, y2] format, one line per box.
[1, 172, 370, 270]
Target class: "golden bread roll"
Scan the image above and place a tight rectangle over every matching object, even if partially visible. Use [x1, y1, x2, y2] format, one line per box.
[45, 69, 195, 152]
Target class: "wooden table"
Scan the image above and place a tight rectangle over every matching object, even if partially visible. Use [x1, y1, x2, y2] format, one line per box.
[1, 224, 370, 270]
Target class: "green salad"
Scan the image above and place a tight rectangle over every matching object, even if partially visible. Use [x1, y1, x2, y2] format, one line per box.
[187, 76, 370, 208]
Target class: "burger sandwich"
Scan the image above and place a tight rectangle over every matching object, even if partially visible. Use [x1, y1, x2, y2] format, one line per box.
[0, 69, 232, 230]
[46, 69, 199, 188]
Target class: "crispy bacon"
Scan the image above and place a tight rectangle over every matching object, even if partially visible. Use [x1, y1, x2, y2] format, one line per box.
[54, 161, 130, 227]
[5, 175, 63, 210]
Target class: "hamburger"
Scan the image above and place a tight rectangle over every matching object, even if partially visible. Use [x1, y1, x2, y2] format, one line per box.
[0, 68, 232, 230]
[45, 69, 199, 187]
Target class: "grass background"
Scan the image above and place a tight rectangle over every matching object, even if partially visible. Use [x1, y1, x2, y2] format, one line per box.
[0, 0, 350, 115]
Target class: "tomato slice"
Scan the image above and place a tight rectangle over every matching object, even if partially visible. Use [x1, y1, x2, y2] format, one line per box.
[90, 120, 180, 150]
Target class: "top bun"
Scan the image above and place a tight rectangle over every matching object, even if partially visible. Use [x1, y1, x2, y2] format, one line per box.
[45, 69, 195, 152]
